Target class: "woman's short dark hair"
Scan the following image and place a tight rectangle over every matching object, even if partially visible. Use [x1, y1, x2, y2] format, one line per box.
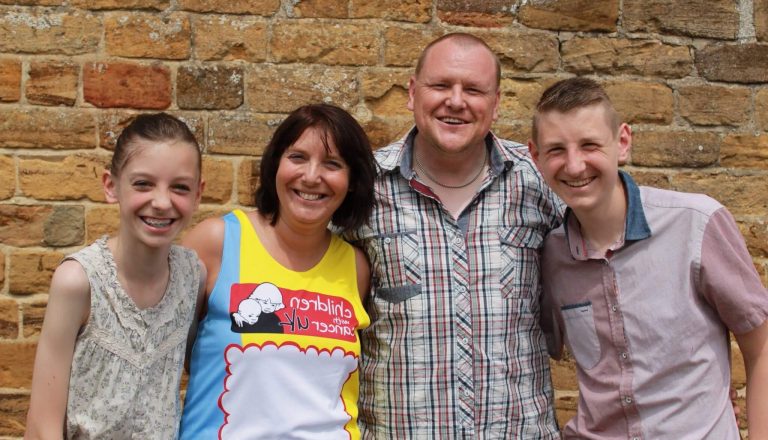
[111, 112, 201, 178]
[255, 103, 377, 232]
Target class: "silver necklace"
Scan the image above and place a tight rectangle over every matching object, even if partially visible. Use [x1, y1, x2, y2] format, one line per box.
[414, 148, 487, 189]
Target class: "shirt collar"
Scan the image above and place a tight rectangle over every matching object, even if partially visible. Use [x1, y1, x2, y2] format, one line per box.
[564, 170, 651, 259]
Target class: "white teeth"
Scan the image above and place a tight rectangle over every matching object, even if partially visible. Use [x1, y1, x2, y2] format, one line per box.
[564, 178, 593, 188]
[143, 217, 172, 227]
[297, 191, 322, 201]
[440, 117, 465, 124]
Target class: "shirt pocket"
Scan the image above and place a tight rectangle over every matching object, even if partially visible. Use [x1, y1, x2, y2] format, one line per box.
[357, 222, 422, 304]
[561, 301, 602, 370]
[498, 226, 544, 299]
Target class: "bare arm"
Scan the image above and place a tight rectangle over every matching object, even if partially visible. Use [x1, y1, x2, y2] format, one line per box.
[354, 246, 371, 302]
[24, 261, 90, 440]
[735, 319, 768, 440]
[185, 259, 208, 372]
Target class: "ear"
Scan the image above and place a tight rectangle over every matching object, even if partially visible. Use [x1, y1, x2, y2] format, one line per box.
[491, 87, 501, 122]
[617, 123, 632, 165]
[406, 76, 417, 112]
[102, 170, 119, 204]
[195, 178, 205, 208]
[528, 140, 541, 168]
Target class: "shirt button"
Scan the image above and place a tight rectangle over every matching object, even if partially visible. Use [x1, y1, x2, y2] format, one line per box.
[453, 237, 463, 245]
[384, 237, 392, 244]
[464, 389, 470, 396]
[611, 305, 618, 312]
[462, 337, 469, 344]
[620, 352, 628, 359]
[632, 437, 640, 440]
[625, 397, 633, 405]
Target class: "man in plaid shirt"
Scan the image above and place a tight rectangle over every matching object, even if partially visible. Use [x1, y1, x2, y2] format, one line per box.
[345, 33, 563, 439]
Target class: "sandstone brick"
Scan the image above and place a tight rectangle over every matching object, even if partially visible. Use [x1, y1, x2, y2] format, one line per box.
[553, 392, 578, 428]
[237, 158, 260, 206]
[9, 250, 64, 295]
[738, 219, 768, 258]
[97, 111, 205, 151]
[603, 81, 674, 125]
[0, 59, 21, 102]
[45, 206, 85, 247]
[84, 62, 171, 109]
[105, 12, 190, 60]
[0, 253, 4, 284]
[721, 133, 768, 170]
[482, 29, 560, 73]
[70, 0, 169, 9]
[292, 0, 348, 18]
[383, 26, 443, 67]
[0, 0, 61, 4]
[178, 65, 243, 110]
[562, 37, 692, 78]
[361, 69, 411, 117]
[630, 130, 720, 167]
[26, 60, 78, 106]
[624, 0, 739, 39]
[491, 120, 531, 145]
[756, 88, 768, 131]
[678, 85, 750, 127]
[85, 205, 119, 242]
[21, 300, 46, 338]
[0, 299, 19, 339]
[192, 16, 267, 62]
[519, 0, 619, 32]
[437, 0, 514, 27]
[246, 65, 358, 113]
[0, 342, 36, 388]
[201, 157, 234, 204]
[499, 77, 560, 121]
[178, 0, 279, 15]
[695, 43, 768, 83]
[272, 22, 378, 66]
[671, 172, 768, 216]
[0, 108, 97, 149]
[549, 351, 578, 391]
[0, 205, 54, 247]
[629, 169, 673, 190]
[0, 393, 28, 437]
[362, 116, 412, 150]
[208, 113, 276, 155]
[757, 0, 768, 41]
[0, 156, 14, 200]
[19, 154, 109, 202]
[0, 11, 100, 55]
[351, 0, 431, 22]
[731, 341, 746, 386]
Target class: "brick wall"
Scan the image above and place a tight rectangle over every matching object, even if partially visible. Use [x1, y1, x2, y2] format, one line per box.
[1, 0, 766, 437]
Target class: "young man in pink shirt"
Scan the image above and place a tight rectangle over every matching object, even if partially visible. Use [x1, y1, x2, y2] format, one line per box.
[529, 77, 768, 439]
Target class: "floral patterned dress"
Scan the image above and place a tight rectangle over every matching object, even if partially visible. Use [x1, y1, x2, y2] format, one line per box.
[64, 237, 200, 439]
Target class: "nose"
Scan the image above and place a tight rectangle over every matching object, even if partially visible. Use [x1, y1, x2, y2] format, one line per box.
[445, 85, 466, 109]
[151, 188, 173, 210]
[301, 161, 322, 185]
[564, 149, 586, 175]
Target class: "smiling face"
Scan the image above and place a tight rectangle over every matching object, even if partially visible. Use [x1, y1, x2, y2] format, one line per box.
[530, 103, 631, 217]
[104, 138, 203, 249]
[274, 126, 350, 230]
[408, 38, 500, 158]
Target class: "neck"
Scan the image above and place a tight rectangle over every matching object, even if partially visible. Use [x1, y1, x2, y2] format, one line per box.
[413, 141, 488, 189]
[573, 183, 628, 256]
[109, 234, 170, 281]
[253, 212, 332, 272]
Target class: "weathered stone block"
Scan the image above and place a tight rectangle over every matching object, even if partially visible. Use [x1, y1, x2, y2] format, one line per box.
[629, 170, 673, 190]
[549, 351, 578, 391]
[519, 0, 619, 32]
[9, 250, 64, 295]
[105, 12, 190, 59]
[26, 60, 78, 106]
[562, 37, 692, 78]
[482, 29, 560, 73]
[758, 89, 768, 131]
[0, 205, 53, 247]
[499, 77, 560, 121]
[0, 156, 14, 200]
[492, 120, 531, 145]
[69, 0, 169, 9]
[0, 299, 18, 339]
[45, 206, 85, 247]
[437, 1, 514, 28]
[0, 253, 4, 284]
[178, 65, 243, 110]
[21, 300, 46, 338]
[0, 59, 21, 102]
[0, 0, 61, 4]
[721, 133, 768, 170]
[246, 65, 358, 113]
[361, 69, 411, 117]
[0, 108, 97, 149]
[624, 0, 739, 39]
[756, 0, 768, 42]
[84, 62, 171, 109]
[85, 205, 119, 242]
[351, 0, 431, 22]
[678, 85, 750, 126]
[362, 116, 412, 150]
[208, 113, 276, 155]
[0, 342, 36, 388]
[19, 154, 109, 202]
[192, 16, 267, 62]
[0, 392, 29, 437]
[237, 158, 260, 206]
[671, 172, 768, 216]
[695, 44, 768, 83]
[631, 130, 720, 167]
[383, 26, 443, 67]
[178, 0, 279, 15]
[272, 22, 378, 66]
[201, 157, 234, 204]
[0, 11, 101, 55]
[97, 111, 204, 151]
[553, 392, 578, 429]
[603, 81, 674, 125]
[292, 0, 348, 18]
[738, 219, 768, 257]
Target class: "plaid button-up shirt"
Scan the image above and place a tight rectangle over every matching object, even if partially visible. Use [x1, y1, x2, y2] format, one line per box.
[345, 129, 563, 439]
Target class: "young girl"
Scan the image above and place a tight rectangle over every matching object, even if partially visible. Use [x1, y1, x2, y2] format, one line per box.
[24, 113, 206, 439]
[179, 103, 376, 439]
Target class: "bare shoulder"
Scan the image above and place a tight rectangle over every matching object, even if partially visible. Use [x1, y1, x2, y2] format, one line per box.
[183, 216, 225, 259]
[353, 245, 371, 301]
[50, 259, 90, 301]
